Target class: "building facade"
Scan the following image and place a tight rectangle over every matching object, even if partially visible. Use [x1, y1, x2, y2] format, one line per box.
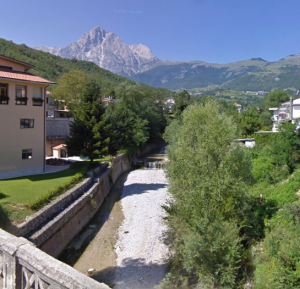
[0, 55, 56, 179]
[269, 97, 300, 132]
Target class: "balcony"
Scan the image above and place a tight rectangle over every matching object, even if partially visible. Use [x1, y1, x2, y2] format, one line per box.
[15, 96, 28, 105]
[0, 95, 9, 105]
[32, 97, 44, 106]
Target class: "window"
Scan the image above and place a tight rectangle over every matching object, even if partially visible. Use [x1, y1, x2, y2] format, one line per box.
[15, 85, 27, 105]
[0, 83, 9, 105]
[32, 87, 43, 106]
[20, 119, 34, 129]
[22, 149, 32, 159]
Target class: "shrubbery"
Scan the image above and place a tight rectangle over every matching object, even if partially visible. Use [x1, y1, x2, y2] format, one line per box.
[29, 164, 88, 211]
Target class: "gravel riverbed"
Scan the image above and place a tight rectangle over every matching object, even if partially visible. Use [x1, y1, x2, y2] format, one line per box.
[113, 169, 170, 289]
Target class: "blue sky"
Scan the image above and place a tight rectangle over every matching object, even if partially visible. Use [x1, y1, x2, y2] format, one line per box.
[1, 0, 300, 64]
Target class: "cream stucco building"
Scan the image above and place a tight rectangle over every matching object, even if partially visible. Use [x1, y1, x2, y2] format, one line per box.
[0, 54, 56, 179]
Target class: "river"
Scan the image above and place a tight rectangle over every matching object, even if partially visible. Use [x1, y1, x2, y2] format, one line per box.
[59, 149, 169, 288]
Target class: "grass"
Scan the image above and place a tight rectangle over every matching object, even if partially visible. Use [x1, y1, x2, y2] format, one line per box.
[0, 157, 110, 225]
[0, 165, 85, 205]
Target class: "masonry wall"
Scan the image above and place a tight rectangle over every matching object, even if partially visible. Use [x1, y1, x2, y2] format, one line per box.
[46, 117, 74, 138]
[10, 143, 159, 258]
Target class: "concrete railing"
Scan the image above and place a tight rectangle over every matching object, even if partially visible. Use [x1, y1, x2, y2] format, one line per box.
[0, 229, 110, 289]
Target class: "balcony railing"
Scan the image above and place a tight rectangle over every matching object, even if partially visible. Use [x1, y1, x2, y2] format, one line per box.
[32, 97, 44, 106]
[0, 95, 9, 105]
[15, 96, 28, 105]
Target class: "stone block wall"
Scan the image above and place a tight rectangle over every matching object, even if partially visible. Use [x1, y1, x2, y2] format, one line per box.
[9, 144, 159, 258]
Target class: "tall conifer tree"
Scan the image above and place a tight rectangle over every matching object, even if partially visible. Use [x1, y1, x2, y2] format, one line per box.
[66, 80, 110, 163]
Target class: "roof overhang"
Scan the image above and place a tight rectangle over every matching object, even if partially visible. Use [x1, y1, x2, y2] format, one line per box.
[0, 77, 56, 85]
[0, 54, 35, 69]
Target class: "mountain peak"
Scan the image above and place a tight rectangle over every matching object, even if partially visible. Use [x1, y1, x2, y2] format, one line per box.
[34, 26, 160, 76]
[129, 44, 158, 61]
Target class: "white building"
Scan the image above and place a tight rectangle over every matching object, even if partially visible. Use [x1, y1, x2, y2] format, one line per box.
[269, 97, 300, 132]
[163, 97, 175, 113]
[234, 103, 243, 113]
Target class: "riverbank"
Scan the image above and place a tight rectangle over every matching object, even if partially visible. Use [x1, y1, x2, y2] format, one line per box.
[60, 157, 170, 288]
[114, 169, 169, 289]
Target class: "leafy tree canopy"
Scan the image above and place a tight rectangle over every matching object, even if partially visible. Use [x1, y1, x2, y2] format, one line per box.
[163, 100, 254, 288]
[264, 90, 292, 109]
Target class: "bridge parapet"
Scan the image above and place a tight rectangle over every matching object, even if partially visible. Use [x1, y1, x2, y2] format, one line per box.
[0, 229, 110, 289]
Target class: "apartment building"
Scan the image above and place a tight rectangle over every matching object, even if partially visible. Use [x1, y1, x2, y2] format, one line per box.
[269, 97, 300, 132]
[0, 54, 56, 179]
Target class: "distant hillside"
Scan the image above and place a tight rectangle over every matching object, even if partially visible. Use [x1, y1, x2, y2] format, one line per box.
[221, 55, 300, 92]
[198, 89, 265, 106]
[0, 38, 173, 98]
[129, 59, 268, 90]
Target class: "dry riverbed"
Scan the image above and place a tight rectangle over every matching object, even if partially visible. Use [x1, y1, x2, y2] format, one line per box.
[60, 167, 170, 289]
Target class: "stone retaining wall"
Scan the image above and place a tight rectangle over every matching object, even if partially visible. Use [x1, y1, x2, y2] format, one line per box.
[0, 143, 160, 289]
[11, 143, 158, 259]
[18, 154, 131, 258]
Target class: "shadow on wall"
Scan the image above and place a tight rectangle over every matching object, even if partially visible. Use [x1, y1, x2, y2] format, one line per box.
[90, 258, 168, 288]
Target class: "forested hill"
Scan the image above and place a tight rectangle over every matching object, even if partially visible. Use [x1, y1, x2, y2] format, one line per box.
[130, 55, 300, 93]
[0, 38, 173, 98]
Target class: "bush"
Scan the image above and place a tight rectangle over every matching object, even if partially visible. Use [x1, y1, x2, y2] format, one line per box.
[254, 203, 300, 288]
[29, 164, 89, 211]
[252, 155, 289, 184]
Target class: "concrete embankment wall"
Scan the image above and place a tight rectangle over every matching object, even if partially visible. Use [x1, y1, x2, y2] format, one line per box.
[11, 143, 158, 258]
[36, 154, 131, 257]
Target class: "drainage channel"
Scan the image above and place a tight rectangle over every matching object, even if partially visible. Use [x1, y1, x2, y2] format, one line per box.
[59, 172, 128, 286]
[59, 147, 169, 288]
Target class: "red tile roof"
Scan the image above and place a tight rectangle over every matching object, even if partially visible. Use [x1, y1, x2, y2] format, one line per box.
[0, 70, 56, 85]
[52, 144, 66, 150]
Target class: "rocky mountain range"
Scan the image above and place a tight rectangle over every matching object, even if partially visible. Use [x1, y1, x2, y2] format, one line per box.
[34, 26, 160, 76]
[34, 26, 300, 93]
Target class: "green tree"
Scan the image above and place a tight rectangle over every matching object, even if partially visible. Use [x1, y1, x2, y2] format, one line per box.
[264, 90, 291, 109]
[66, 80, 110, 163]
[104, 98, 149, 154]
[51, 69, 87, 108]
[173, 90, 192, 117]
[163, 100, 254, 288]
[258, 111, 272, 129]
[271, 120, 300, 173]
[239, 107, 260, 137]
